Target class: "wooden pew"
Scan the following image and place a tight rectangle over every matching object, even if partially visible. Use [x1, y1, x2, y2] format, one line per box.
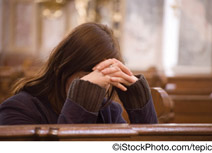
[133, 67, 167, 88]
[151, 87, 174, 123]
[165, 75, 212, 95]
[0, 124, 212, 141]
[0, 66, 40, 103]
[131, 124, 212, 141]
[0, 67, 24, 102]
[164, 75, 212, 123]
[170, 95, 212, 123]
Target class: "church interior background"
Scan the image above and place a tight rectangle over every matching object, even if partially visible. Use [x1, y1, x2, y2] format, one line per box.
[1, 0, 212, 75]
[1, 0, 212, 124]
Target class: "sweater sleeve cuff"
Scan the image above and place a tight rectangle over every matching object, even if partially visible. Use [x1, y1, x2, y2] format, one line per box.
[67, 79, 106, 112]
[115, 74, 151, 109]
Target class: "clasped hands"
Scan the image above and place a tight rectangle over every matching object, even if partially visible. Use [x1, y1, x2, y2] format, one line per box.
[81, 58, 138, 91]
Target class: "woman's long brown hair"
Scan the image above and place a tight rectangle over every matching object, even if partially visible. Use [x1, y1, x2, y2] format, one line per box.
[13, 22, 122, 114]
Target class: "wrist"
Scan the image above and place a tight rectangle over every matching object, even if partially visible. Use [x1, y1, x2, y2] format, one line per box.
[81, 73, 110, 90]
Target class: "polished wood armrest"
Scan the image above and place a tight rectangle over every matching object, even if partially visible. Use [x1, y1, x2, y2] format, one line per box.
[151, 87, 174, 123]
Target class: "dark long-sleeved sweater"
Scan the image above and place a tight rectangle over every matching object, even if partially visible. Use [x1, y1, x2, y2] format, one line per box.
[0, 75, 158, 125]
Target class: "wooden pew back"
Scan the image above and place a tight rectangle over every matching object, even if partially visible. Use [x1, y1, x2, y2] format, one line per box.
[165, 75, 212, 95]
[170, 95, 212, 123]
[164, 75, 212, 123]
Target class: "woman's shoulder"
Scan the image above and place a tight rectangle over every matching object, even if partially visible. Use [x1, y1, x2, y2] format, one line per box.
[1, 91, 39, 108]
[0, 91, 51, 125]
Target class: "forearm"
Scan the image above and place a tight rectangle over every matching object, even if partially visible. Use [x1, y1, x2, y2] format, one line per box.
[115, 75, 151, 109]
[115, 74, 158, 123]
[126, 96, 158, 124]
[58, 79, 106, 124]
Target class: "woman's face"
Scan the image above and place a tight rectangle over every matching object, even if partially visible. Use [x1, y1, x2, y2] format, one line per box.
[65, 71, 90, 94]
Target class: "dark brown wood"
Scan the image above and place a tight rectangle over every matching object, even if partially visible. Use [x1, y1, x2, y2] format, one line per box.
[166, 89, 212, 95]
[133, 67, 167, 88]
[173, 114, 212, 123]
[0, 67, 24, 102]
[0, 124, 137, 141]
[151, 87, 174, 123]
[166, 75, 212, 95]
[164, 75, 212, 123]
[0, 124, 212, 141]
[170, 95, 212, 123]
[171, 95, 212, 114]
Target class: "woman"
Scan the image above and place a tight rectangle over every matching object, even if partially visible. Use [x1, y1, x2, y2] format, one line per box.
[0, 22, 157, 125]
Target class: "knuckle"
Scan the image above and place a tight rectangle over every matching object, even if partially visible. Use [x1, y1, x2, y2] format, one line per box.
[111, 67, 115, 70]
[109, 58, 114, 62]
[115, 67, 120, 71]
[105, 75, 110, 80]
[119, 71, 124, 75]
[117, 60, 122, 64]
[113, 58, 119, 63]
[117, 62, 123, 68]
[108, 60, 113, 65]
[116, 60, 122, 65]
[113, 63, 118, 67]
[108, 59, 112, 62]
[106, 67, 110, 71]
[112, 58, 118, 63]
[103, 69, 108, 73]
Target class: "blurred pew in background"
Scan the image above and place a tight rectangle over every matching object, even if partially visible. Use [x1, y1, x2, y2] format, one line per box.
[165, 75, 212, 123]
[165, 75, 212, 95]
